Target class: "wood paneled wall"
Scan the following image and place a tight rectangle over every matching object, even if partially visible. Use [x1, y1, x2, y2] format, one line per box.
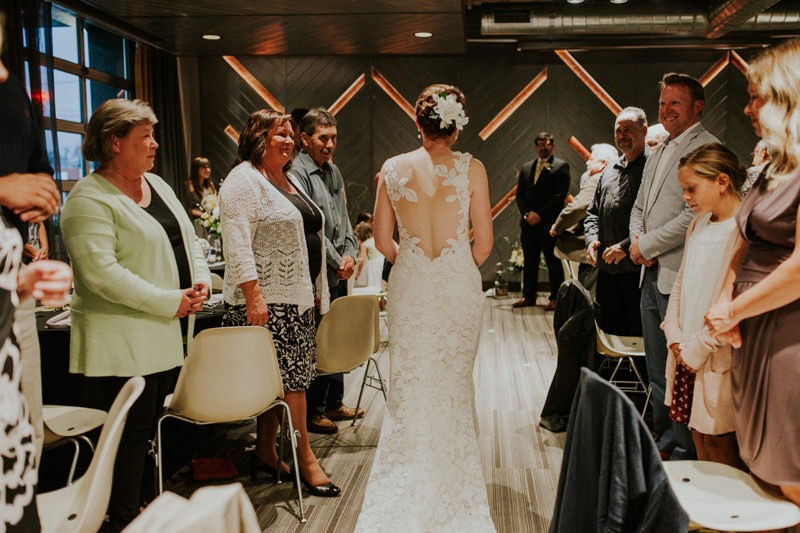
[197, 49, 759, 279]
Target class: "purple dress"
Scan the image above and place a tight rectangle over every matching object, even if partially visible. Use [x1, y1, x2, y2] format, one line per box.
[733, 169, 800, 485]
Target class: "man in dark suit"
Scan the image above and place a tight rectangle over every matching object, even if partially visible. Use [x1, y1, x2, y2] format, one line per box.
[514, 132, 571, 310]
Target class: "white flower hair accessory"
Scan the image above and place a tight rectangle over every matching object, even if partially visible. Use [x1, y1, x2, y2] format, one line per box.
[430, 92, 469, 131]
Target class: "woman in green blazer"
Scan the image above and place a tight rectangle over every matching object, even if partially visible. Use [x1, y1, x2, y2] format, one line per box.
[61, 99, 210, 531]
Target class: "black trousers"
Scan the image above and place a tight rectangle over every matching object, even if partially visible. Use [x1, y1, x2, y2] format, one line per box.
[83, 368, 178, 531]
[595, 270, 642, 336]
[520, 222, 563, 302]
[306, 280, 346, 418]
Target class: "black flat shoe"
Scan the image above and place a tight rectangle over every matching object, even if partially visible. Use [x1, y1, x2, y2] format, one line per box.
[295, 474, 341, 497]
[249, 454, 293, 482]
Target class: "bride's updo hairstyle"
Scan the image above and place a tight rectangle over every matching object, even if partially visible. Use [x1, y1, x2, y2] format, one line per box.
[415, 84, 467, 140]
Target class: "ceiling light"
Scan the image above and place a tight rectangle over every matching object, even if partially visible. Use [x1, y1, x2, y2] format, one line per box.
[202, 34, 221, 41]
[610, 0, 628, 3]
[567, 0, 585, 3]
[414, 32, 433, 38]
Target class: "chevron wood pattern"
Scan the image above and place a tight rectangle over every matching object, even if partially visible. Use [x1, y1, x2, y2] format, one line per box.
[197, 49, 761, 281]
[479, 68, 548, 141]
[730, 50, 749, 74]
[222, 56, 284, 112]
[555, 50, 622, 116]
[699, 52, 731, 86]
[329, 74, 367, 116]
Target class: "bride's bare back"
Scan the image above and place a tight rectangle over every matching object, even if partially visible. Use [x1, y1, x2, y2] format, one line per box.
[389, 149, 470, 260]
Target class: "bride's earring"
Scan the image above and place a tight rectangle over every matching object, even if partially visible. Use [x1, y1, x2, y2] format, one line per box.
[417, 131, 422, 141]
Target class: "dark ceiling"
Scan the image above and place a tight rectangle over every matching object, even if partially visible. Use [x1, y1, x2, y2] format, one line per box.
[59, 0, 800, 56]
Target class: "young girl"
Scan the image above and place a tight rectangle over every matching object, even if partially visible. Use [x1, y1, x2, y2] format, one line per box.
[661, 143, 745, 467]
[353, 221, 384, 290]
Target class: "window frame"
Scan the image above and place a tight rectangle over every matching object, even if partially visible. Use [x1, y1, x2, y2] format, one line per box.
[26, 5, 135, 192]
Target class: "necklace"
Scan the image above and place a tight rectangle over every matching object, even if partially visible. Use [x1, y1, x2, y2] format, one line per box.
[258, 166, 292, 191]
[258, 165, 317, 215]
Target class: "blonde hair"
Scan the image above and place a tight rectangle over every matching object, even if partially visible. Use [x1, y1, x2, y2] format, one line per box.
[747, 39, 800, 189]
[83, 99, 158, 162]
[679, 142, 746, 197]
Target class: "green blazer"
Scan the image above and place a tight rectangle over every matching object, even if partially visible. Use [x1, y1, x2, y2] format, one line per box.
[61, 172, 211, 377]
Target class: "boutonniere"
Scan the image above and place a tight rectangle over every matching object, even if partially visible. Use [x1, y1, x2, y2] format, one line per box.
[543, 162, 552, 171]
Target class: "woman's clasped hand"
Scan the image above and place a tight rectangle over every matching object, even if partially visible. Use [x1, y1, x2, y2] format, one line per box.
[176, 283, 209, 318]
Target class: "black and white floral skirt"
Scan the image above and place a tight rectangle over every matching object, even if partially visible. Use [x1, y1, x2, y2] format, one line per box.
[222, 302, 317, 391]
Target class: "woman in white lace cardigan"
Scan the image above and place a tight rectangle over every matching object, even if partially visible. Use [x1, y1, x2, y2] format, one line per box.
[219, 109, 340, 497]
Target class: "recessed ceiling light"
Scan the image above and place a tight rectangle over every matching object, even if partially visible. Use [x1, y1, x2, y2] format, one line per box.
[567, 0, 585, 4]
[414, 32, 433, 38]
[610, 0, 628, 3]
[202, 34, 221, 41]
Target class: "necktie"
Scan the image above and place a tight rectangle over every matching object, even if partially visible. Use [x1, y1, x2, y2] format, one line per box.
[533, 160, 544, 185]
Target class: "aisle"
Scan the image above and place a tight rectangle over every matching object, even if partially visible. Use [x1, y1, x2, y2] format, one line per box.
[165, 292, 565, 531]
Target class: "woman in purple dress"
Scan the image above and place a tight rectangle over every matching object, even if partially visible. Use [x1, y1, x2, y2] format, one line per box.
[706, 38, 800, 506]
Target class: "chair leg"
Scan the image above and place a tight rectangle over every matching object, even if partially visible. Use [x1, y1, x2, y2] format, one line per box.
[66, 438, 80, 485]
[279, 402, 306, 523]
[608, 356, 625, 383]
[155, 416, 165, 495]
[352, 357, 388, 427]
[77, 434, 95, 454]
[276, 412, 285, 483]
[353, 360, 371, 427]
[641, 383, 653, 418]
[629, 357, 648, 394]
[371, 357, 388, 402]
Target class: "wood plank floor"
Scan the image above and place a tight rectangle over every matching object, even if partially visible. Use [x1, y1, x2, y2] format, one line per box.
[166, 292, 566, 532]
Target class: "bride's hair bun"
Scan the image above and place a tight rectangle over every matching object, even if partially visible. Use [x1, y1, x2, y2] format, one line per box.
[415, 84, 468, 140]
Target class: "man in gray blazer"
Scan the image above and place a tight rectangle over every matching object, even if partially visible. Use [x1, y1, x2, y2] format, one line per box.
[629, 73, 718, 460]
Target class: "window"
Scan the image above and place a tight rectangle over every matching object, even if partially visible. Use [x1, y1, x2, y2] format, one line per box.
[26, 4, 135, 192]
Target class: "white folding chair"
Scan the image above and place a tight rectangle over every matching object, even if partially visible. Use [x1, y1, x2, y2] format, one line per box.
[42, 404, 107, 485]
[595, 322, 652, 416]
[664, 460, 800, 531]
[37, 377, 145, 533]
[151, 326, 305, 522]
[317, 294, 386, 427]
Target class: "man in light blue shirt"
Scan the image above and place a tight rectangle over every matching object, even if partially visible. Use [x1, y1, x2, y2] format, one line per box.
[290, 108, 360, 434]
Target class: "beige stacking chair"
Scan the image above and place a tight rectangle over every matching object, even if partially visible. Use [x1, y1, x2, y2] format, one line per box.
[41, 404, 107, 485]
[595, 322, 651, 416]
[560, 258, 579, 281]
[316, 294, 386, 427]
[664, 460, 800, 531]
[124, 483, 260, 533]
[151, 326, 305, 522]
[209, 272, 224, 291]
[37, 376, 145, 533]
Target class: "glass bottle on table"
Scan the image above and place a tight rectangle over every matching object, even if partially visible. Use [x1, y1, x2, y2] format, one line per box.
[493, 262, 508, 297]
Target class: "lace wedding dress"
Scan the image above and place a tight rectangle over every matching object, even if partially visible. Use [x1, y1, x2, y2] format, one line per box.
[355, 151, 495, 532]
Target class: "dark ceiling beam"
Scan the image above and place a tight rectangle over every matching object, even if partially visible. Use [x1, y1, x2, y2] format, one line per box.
[707, 0, 782, 38]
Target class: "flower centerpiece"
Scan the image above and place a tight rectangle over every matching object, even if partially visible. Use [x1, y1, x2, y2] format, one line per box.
[199, 194, 220, 236]
[508, 242, 524, 272]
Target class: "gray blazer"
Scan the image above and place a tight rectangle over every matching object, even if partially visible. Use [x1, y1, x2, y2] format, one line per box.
[629, 123, 718, 293]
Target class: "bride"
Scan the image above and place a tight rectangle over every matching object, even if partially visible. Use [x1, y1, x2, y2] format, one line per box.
[355, 84, 495, 531]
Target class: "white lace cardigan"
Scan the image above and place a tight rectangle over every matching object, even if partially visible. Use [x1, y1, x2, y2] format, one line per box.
[219, 161, 329, 315]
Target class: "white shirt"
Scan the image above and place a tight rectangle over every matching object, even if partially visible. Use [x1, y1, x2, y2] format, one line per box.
[648, 122, 703, 208]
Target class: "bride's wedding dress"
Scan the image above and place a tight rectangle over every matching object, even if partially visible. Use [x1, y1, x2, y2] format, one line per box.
[355, 151, 495, 532]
